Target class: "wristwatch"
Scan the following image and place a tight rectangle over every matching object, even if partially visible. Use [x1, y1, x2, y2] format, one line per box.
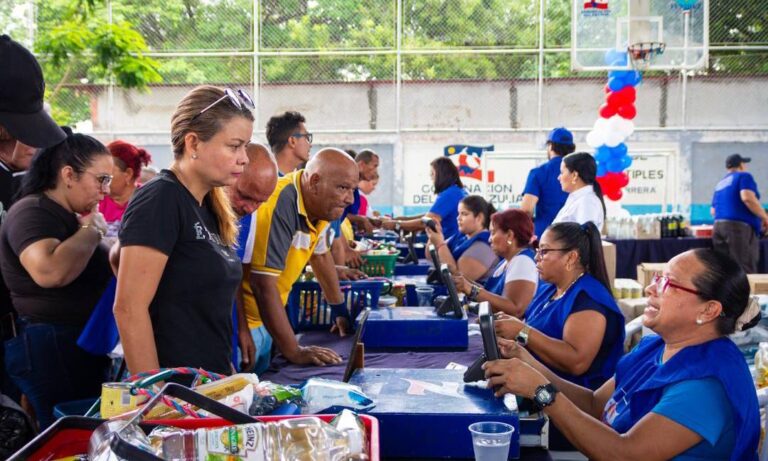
[533, 383, 558, 408]
[515, 324, 531, 346]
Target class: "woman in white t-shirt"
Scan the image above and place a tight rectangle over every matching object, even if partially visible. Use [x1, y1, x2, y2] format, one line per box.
[453, 208, 538, 317]
[552, 152, 606, 232]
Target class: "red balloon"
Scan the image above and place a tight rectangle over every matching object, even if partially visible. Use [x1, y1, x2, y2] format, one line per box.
[604, 85, 611, 94]
[599, 103, 617, 119]
[597, 175, 618, 194]
[606, 188, 624, 201]
[617, 86, 636, 105]
[606, 91, 622, 108]
[618, 104, 637, 119]
[615, 171, 630, 188]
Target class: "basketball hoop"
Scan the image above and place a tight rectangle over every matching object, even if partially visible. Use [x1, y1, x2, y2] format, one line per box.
[628, 42, 666, 70]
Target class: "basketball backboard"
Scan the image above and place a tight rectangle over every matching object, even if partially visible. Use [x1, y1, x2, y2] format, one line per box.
[572, 0, 709, 71]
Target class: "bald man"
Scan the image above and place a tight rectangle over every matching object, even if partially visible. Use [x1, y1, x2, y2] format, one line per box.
[227, 143, 279, 372]
[241, 148, 358, 366]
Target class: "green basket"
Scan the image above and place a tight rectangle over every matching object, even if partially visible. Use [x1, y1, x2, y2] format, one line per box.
[360, 252, 399, 277]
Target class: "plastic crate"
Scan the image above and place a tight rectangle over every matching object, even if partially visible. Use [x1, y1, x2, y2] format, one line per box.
[11, 414, 380, 461]
[287, 280, 386, 332]
[359, 253, 399, 277]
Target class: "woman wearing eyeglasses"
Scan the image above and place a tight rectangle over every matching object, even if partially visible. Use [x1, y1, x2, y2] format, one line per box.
[98, 140, 152, 246]
[452, 208, 538, 317]
[0, 132, 113, 428]
[114, 86, 253, 376]
[485, 248, 760, 460]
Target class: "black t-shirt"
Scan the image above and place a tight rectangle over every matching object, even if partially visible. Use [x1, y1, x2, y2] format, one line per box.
[119, 170, 241, 375]
[0, 194, 111, 324]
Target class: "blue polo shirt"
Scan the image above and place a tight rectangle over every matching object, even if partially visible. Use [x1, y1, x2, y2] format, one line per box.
[712, 171, 761, 235]
[523, 156, 569, 238]
[430, 184, 467, 240]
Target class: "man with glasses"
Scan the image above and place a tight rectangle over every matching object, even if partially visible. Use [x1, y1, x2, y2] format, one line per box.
[266, 111, 312, 176]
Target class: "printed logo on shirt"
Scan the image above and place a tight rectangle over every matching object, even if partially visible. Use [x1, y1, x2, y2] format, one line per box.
[193, 220, 225, 246]
[194, 221, 206, 240]
[715, 175, 734, 192]
[291, 231, 312, 250]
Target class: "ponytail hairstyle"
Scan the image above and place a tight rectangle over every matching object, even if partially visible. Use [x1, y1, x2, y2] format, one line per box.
[108, 140, 152, 182]
[491, 208, 537, 249]
[460, 195, 496, 229]
[563, 152, 606, 219]
[19, 128, 108, 199]
[547, 221, 610, 291]
[170, 85, 254, 247]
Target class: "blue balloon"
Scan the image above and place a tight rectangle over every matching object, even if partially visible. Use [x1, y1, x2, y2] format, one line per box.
[595, 146, 611, 162]
[609, 143, 628, 158]
[676, 0, 698, 10]
[621, 155, 633, 170]
[609, 70, 631, 80]
[606, 158, 625, 173]
[597, 163, 607, 177]
[604, 49, 628, 66]
[608, 76, 627, 92]
[628, 70, 643, 86]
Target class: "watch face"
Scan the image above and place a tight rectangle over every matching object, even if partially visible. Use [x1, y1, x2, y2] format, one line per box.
[538, 389, 551, 401]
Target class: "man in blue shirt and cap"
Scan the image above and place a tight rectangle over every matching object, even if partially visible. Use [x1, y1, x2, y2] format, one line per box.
[711, 153, 768, 273]
[520, 127, 575, 238]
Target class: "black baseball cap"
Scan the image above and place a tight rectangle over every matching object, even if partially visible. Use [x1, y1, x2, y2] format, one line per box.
[726, 153, 751, 169]
[0, 35, 66, 148]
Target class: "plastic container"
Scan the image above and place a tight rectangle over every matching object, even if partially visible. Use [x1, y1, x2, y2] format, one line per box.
[360, 253, 399, 277]
[378, 295, 398, 308]
[286, 280, 386, 332]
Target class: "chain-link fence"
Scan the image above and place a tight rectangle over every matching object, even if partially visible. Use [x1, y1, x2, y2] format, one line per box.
[1, 0, 766, 136]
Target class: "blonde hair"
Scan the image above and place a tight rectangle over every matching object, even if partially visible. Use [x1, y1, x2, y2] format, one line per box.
[170, 85, 254, 246]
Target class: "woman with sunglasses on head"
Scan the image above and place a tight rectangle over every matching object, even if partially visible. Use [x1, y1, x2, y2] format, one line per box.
[114, 86, 253, 376]
[485, 248, 760, 460]
[452, 208, 538, 317]
[553, 152, 606, 232]
[0, 131, 113, 428]
[98, 140, 152, 246]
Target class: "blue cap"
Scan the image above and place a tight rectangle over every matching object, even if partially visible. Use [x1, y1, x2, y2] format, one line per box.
[547, 127, 574, 145]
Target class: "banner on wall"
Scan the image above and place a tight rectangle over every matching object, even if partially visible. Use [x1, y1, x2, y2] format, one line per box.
[403, 144, 540, 209]
[620, 153, 671, 206]
[402, 144, 674, 211]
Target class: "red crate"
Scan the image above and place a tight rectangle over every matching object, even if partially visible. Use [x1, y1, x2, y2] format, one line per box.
[13, 414, 380, 461]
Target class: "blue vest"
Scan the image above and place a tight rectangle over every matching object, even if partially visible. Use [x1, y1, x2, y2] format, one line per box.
[525, 274, 625, 388]
[605, 335, 758, 461]
[447, 230, 491, 260]
[484, 248, 535, 296]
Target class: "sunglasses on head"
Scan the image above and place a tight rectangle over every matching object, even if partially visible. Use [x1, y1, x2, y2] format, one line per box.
[195, 89, 255, 118]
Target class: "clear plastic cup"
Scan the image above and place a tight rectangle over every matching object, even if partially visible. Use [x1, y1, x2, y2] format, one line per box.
[468, 421, 514, 461]
[415, 286, 434, 307]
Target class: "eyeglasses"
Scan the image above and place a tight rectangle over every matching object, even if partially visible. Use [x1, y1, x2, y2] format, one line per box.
[535, 247, 573, 257]
[196, 89, 255, 118]
[291, 132, 313, 144]
[85, 171, 113, 188]
[650, 274, 701, 297]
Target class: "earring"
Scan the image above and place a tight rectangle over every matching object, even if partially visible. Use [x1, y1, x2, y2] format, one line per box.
[696, 318, 703, 325]
[191, 152, 198, 159]
[506, 240, 513, 245]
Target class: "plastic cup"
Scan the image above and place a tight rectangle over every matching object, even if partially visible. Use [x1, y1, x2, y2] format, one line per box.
[468, 421, 514, 461]
[415, 286, 434, 307]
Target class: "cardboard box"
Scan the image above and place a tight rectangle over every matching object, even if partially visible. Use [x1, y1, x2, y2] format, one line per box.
[748, 274, 768, 295]
[637, 262, 667, 290]
[602, 240, 616, 290]
[617, 297, 649, 324]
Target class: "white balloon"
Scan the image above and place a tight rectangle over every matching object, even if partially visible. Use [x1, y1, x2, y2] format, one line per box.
[610, 116, 635, 137]
[594, 117, 611, 132]
[604, 130, 625, 147]
[586, 130, 603, 148]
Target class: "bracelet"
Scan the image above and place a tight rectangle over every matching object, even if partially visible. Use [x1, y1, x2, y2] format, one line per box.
[329, 302, 351, 320]
[469, 284, 480, 302]
[81, 224, 105, 240]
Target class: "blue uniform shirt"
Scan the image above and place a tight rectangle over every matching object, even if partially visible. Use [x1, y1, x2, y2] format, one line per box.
[712, 171, 761, 235]
[523, 156, 569, 238]
[429, 184, 467, 241]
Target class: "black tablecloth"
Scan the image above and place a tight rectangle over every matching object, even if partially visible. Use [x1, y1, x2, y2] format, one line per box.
[606, 238, 768, 279]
